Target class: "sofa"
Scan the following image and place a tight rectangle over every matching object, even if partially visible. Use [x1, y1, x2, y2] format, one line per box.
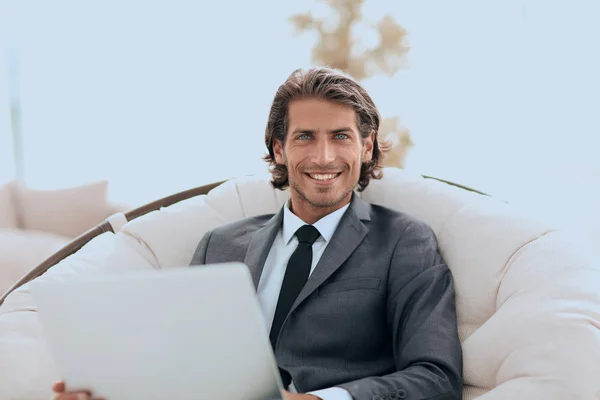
[1, 168, 599, 399]
[0, 180, 127, 296]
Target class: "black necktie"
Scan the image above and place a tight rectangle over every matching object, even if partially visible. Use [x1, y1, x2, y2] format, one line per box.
[269, 224, 321, 350]
[269, 224, 320, 388]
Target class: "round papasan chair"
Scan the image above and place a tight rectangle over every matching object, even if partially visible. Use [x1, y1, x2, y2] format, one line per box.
[0, 168, 598, 400]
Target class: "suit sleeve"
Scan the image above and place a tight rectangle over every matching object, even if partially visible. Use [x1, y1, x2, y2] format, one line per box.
[338, 221, 463, 400]
[189, 230, 213, 266]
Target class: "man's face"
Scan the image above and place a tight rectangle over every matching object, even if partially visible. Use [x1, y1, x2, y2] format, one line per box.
[273, 98, 374, 214]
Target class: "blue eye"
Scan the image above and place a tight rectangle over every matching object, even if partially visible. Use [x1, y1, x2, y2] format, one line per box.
[335, 133, 349, 139]
[298, 134, 310, 140]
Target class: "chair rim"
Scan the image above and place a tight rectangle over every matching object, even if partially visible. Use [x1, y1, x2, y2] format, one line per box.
[0, 174, 487, 307]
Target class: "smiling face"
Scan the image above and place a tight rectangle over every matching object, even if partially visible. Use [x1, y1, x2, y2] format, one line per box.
[273, 98, 374, 223]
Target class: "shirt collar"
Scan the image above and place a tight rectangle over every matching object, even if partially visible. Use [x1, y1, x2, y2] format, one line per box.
[282, 200, 350, 245]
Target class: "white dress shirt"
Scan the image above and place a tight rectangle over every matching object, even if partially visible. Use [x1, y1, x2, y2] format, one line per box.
[256, 201, 352, 400]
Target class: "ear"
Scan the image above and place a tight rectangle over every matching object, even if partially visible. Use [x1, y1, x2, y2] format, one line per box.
[362, 130, 375, 162]
[273, 139, 285, 164]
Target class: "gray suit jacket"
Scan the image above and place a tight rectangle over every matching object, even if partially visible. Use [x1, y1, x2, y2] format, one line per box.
[191, 194, 462, 400]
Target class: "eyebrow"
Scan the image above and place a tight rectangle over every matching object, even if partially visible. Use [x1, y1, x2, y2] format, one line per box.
[291, 127, 355, 135]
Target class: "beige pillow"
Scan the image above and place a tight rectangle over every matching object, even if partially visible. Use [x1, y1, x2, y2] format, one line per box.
[0, 229, 69, 295]
[0, 181, 18, 229]
[15, 181, 110, 238]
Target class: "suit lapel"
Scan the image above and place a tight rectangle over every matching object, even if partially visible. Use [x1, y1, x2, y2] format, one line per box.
[243, 208, 284, 289]
[289, 193, 371, 314]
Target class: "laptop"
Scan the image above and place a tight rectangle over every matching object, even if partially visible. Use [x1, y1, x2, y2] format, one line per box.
[30, 262, 284, 400]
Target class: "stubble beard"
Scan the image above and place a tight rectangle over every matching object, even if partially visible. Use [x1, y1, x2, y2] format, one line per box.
[289, 178, 353, 209]
[285, 155, 362, 210]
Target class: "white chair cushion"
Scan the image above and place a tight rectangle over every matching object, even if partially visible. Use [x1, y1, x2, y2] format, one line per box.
[0, 232, 154, 400]
[120, 174, 290, 269]
[0, 168, 598, 400]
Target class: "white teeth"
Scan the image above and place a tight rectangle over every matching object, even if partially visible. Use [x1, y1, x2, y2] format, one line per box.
[309, 173, 338, 181]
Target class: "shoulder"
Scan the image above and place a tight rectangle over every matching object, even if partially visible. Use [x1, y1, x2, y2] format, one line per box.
[366, 203, 441, 269]
[367, 203, 437, 244]
[366, 204, 447, 289]
[209, 213, 275, 241]
[192, 213, 276, 265]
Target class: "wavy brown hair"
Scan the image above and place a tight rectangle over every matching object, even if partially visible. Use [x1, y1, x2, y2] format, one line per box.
[263, 66, 390, 192]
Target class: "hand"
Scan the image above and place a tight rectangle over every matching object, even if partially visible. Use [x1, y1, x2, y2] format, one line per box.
[51, 381, 103, 400]
[281, 389, 321, 400]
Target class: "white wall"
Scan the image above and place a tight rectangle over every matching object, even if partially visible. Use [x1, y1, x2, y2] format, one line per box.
[364, 0, 600, 199]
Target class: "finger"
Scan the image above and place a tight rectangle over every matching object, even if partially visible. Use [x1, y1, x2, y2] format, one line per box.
[51, 381, 65, 393]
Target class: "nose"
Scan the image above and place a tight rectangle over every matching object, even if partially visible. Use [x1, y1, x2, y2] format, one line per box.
[312, 138, 336, 165]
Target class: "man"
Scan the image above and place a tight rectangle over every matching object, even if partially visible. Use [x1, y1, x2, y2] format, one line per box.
[53, 67, 462, 400]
